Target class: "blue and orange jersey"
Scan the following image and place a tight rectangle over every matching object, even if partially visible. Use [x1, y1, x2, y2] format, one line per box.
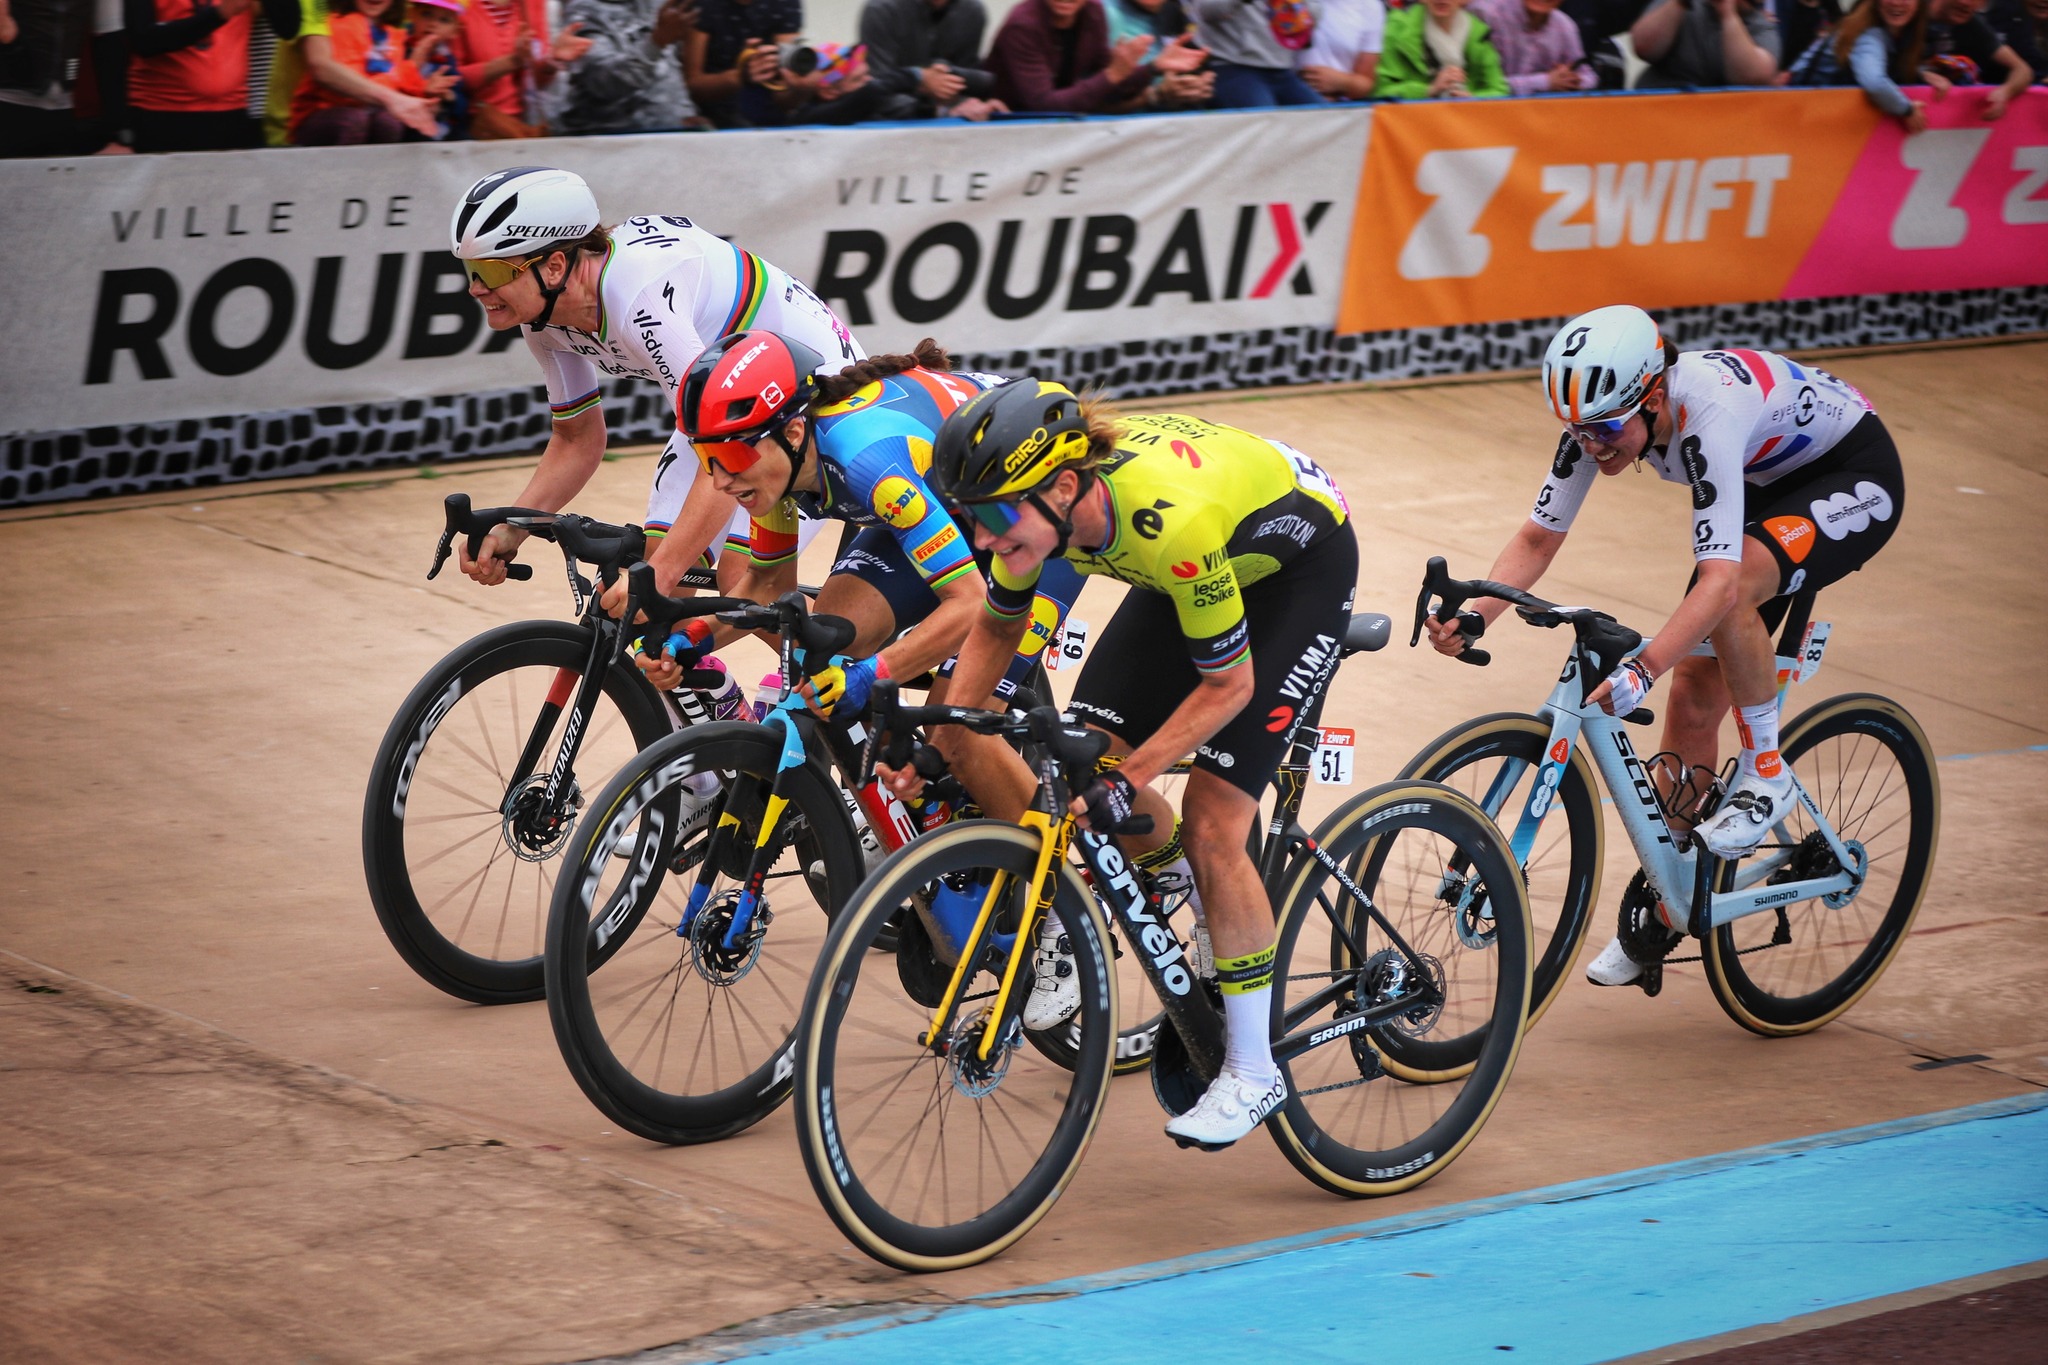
[737, 368, 994, 593]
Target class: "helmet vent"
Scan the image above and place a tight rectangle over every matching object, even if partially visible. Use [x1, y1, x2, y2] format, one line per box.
[476, 194, 519, 239]
[724, 399, 756, 423]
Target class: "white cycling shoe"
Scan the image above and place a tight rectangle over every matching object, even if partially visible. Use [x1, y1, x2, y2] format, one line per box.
[1585, 935, 1645, 987]
[1698, 769, 1795, 859]
[1165, 1068, 1288, 1150]
[1022, 918, 1080, 1031]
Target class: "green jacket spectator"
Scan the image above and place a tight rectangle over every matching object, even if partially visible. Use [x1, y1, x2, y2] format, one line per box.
[1374, 0, 1509, 97]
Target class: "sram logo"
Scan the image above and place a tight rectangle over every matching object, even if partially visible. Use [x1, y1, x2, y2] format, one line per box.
[1398, 150, 1793, 280]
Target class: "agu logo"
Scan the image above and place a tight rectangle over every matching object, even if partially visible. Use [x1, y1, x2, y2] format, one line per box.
[1171, 561, 1199, 579]
[874, 476, 928, 529]
[1763, 515, 1816, 563]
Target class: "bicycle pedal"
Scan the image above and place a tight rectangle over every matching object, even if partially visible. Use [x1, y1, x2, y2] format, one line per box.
[1168, 1134, 1231, 1153]
[1636, 962, 1663, 998]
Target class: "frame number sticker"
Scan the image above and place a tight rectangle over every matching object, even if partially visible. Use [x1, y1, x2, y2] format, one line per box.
[1314, 727, 1355, 786]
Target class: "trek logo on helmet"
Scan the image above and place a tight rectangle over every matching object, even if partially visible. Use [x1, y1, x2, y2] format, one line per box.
[723, 340, 773, 387]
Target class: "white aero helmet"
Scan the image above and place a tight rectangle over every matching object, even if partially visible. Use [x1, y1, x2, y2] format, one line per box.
[1541, 305, 1666, 425]
[450, 166, 601, 260]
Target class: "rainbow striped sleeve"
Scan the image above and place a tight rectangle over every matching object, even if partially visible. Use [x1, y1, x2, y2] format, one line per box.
[719, 247, 770, 337]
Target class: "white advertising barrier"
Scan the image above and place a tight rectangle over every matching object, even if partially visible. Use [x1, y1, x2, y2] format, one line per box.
[0, 109, 1371, 435]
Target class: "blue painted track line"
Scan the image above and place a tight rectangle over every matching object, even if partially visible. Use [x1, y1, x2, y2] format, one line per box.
[736, 1094, 2048, 1364]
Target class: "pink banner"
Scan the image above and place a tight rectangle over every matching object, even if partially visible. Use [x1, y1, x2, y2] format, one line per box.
[1786, 86, 2048, 298]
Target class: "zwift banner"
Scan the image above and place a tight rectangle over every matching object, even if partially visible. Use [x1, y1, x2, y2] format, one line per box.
[0, 109, 1369, 435]
[1338, 86, 2048, 334]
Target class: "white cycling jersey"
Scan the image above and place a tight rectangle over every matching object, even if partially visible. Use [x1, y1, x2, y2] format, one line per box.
[525, 214, 864, 546]
[1530, 348, 1874, 563]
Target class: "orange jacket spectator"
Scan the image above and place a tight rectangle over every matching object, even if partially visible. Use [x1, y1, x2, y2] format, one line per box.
[291, 6, 426, 137]
[126, 0, 260, 150]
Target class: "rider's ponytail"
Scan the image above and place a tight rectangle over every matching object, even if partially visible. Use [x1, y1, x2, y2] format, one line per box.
[813, 338, 956, 407]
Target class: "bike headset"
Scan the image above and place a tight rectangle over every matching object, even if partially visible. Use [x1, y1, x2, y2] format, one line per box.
[928, 379, 1098, 556]
[679, 330, 827, 503]
[449, 166, 603, 332]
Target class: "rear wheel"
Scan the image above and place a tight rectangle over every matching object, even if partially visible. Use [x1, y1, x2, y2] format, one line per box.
[1702, 695, 1938, 1036]
[544, 722, 862, 1144]
[362, 621, 672, 1005]
[1267, 780, 1531, 1197]
[795, 821, 1116, 1271]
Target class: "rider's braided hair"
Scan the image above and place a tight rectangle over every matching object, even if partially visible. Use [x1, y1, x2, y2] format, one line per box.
[812, 338, 956, 408]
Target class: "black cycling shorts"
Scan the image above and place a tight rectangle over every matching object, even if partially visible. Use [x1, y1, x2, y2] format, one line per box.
[1738, 411, 1905, 632]
[1066, 523, 1359, 797]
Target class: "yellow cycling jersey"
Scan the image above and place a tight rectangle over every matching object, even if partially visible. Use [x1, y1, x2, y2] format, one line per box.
[988, 413, 1350, 673]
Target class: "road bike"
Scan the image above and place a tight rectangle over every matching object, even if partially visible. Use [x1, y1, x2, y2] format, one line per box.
[540, 567, 1065, 1145]
[362, 494, 722, 1005]
[1405, 557, 1938, 1035]
[790, 668, 1533, 1272]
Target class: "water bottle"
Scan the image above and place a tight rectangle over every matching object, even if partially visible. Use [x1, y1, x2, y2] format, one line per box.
[751, 670, 785, 722]
[673, 654, 750, 724]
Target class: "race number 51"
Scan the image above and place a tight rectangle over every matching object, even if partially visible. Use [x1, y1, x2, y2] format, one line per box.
[1314, 727, 1355, 785]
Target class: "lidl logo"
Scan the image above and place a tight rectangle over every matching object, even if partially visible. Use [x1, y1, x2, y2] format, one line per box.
[874, 475, 928, 529]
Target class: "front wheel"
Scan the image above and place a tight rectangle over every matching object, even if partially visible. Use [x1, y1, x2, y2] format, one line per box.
[1396, 713, 1601, 1028]
[362, 620, 673, 1005]
[794, 821, 1116, 1272]
[1702, 695, 1938, 1036]
[1267, 780, 1532, 1197]
[545, 722, 862, 1144]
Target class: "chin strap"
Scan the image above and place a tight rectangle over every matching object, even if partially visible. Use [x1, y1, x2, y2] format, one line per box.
[1029, 470, 1095, 556]
[524, 247, 576, 332]
[773, 417, 811, 502]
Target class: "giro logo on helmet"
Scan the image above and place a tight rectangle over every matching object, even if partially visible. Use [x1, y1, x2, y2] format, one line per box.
[1003, 427, 1054, 474]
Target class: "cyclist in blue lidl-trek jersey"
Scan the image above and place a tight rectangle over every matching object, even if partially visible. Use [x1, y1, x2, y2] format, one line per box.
[647, 331, 1083, 719]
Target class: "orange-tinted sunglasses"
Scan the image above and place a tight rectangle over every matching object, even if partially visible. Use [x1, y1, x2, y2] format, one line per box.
[692, 438, 766, 477]
[461, 253, 542, 291]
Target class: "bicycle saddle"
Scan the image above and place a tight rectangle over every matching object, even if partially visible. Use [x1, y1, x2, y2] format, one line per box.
[1343, 613, 1393, 654]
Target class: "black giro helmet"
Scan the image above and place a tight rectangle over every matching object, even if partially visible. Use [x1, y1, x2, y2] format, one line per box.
[930, 378, 1092, 506]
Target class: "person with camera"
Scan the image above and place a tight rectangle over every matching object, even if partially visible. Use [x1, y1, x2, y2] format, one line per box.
[685, 0, 894, 124]
[860, 0, 1008, 119]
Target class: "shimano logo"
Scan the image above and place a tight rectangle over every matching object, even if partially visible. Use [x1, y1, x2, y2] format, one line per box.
[1755, 887, 1802, 906]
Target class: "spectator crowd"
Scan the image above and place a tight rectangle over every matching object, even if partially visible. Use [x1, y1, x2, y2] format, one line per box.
[1, 0, 2038, 155]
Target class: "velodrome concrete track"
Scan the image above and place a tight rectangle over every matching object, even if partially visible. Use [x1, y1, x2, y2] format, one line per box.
[2, 340, 2044, 1363]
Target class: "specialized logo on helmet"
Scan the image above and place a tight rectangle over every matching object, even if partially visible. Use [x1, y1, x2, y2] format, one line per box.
[874, 476, 928, 529]
[723, 340, 773, 388]
[504, 224, 583, 238]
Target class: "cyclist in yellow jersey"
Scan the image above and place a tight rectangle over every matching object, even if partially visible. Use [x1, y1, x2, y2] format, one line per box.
[910, 379, 1359, 1150]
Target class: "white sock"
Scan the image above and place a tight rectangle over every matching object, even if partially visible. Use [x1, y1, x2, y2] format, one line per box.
[1221, 986, 1277, 1085]
[684, 770, 722, 800]
[1733, 701, 1783, 784]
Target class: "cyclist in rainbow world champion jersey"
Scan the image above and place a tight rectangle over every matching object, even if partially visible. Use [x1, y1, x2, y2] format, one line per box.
[903, 380, 1359, 1150]
[1423, 305, 1906, 987]
[447, 167, 862, 599]
[655, 333, 1084, 722]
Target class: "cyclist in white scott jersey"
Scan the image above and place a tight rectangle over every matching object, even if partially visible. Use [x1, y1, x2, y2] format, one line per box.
[1423, 305, 1906, 988]
[448, 166, 863, 598]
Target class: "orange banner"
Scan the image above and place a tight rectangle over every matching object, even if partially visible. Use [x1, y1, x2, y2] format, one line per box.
[1338, 91, 1873, 333]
